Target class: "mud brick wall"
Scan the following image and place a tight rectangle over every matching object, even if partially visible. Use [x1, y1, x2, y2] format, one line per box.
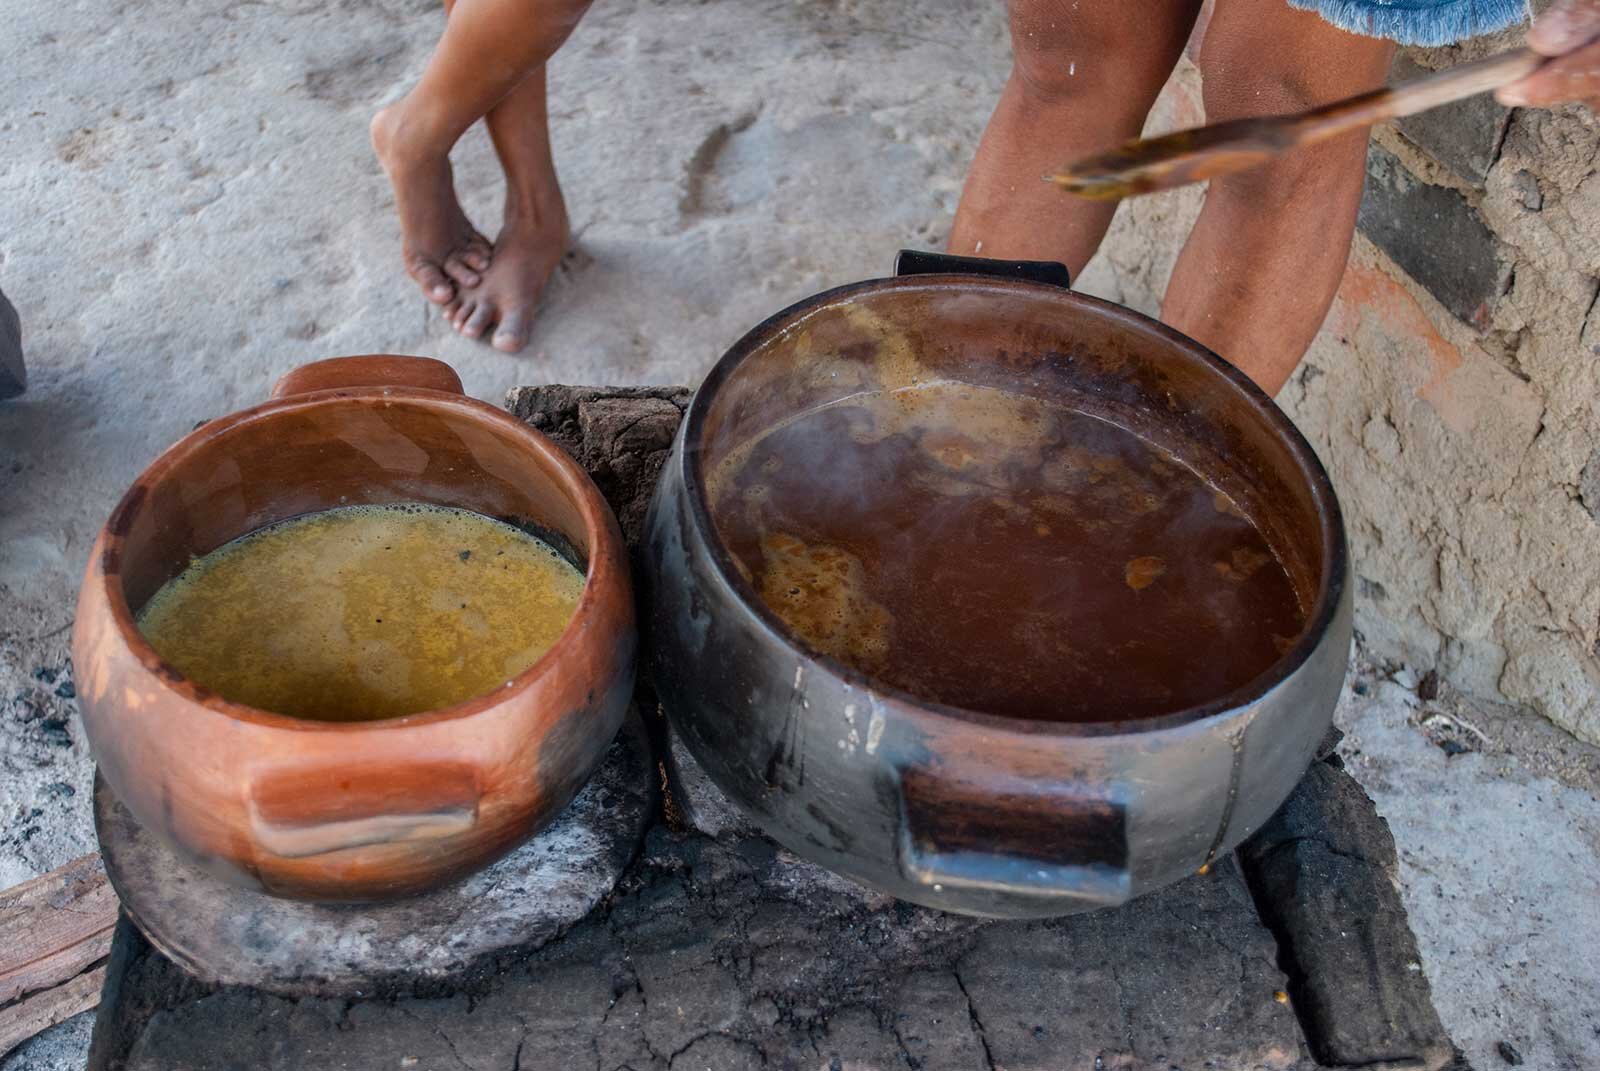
[1082, 35, 1600, 744]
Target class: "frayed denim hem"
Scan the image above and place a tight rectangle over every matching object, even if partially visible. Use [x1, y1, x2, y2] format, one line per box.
[1288, 0, 1529, 45]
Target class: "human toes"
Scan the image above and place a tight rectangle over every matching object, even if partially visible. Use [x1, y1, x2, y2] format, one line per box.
[442, 252, 482, 289]
[491, 307, 534, 353]
[442, 236, 492, 285]
[460, 237, 492, 273]
[456, 300, 496, 340]
[406, 256, 456, 305]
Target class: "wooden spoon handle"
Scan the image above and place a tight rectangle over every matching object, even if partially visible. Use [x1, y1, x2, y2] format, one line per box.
[1295, 47, 1544, 140]
[1050, 48, 1546, 200]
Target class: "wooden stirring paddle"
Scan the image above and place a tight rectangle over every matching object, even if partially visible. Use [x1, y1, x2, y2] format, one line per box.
[1047, 47, 1545, 201]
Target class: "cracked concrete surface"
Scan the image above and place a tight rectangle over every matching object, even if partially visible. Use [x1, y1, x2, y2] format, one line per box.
[2, 0, 1598, 1068]
[89, 830, 1315, 1070]
[950, 968, 999, 1071]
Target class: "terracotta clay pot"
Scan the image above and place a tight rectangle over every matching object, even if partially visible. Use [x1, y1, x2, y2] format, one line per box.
[73, 355, 635, 902]
[645, 254, 1351, 918]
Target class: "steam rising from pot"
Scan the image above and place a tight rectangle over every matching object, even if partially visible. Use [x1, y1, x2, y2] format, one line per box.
[702, 345, 1307, 722]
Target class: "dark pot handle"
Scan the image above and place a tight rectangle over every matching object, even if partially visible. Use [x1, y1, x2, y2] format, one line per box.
[893, 763, 1131, 907]
[893, 249, 1072, 289]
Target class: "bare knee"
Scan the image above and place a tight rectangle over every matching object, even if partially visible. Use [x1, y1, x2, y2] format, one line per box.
[1200, 59, 1354, 121]
[1007, 0, 1190, 104]
[1205, 118, 1372, 227]
[1196, 6, 1394, 120]
[1196, 40, 1387, 207]
[1008, 0, 1099, 102]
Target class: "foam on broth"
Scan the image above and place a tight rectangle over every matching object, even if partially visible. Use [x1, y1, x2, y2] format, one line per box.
[136, 503, 585, 722]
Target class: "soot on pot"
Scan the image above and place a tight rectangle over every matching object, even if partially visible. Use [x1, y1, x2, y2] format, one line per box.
[705, 379, 1306, 723]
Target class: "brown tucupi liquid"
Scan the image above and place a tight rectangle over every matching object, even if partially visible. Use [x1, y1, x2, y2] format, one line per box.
[137, 503, 586, 722]
[708, 381, 1305, 722]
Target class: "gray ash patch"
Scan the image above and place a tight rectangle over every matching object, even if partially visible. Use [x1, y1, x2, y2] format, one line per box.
[0, 618, 96, 887]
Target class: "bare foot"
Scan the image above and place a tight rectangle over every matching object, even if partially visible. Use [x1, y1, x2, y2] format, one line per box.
[371, 104, 493, 306]
[448, 206, 569, 353]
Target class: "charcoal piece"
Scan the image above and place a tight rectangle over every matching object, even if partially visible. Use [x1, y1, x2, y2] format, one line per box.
[0, 287, 22, 400]
[1239, 759, 1456, 1071]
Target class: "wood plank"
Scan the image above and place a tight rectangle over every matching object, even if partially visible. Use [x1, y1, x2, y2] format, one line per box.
[1238, 757, 1457, 1071]
[0, 853, 102, 915]
[0, 854, 119, 1005]
[0, 965, 106, 1059]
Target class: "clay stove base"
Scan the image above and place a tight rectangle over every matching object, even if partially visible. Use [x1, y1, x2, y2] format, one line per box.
[88, 756, 1460, 1071]
[94, 713, 655, 997]
[85, 386, 1465, 1071]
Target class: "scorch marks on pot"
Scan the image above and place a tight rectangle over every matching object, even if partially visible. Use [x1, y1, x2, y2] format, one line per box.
[765, 664, 810, 790]
[866, 700, 887, 756]
[1198, 718, 1252, 875]
[839, 701, 859, 755]
[836, 698, 889, 758]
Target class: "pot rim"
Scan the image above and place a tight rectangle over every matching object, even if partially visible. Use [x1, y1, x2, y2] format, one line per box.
[89, 384, 626, 734]
[678, 273, 1348, 738]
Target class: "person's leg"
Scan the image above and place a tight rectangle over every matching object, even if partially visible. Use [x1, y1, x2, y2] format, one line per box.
[371, 0, 590, 307]
[1162, 0, 1393, 394]
[948, 0, 1203, 274]
[449, 66, 570, 353]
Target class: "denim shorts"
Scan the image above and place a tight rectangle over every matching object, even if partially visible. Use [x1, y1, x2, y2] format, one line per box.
[1290, 0, 1529, 45]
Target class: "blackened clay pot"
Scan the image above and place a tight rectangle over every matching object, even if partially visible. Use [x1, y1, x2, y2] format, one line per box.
[73, 355, 636, 902]
[644, 254, 1351, 918]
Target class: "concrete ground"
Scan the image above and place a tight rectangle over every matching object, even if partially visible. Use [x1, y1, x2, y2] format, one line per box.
[1, 0, 1596, 1068]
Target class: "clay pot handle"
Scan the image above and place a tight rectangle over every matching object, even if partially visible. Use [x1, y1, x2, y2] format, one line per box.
[247, 760, 480, 860]
[893, 764, 1131, 907]
[270, 355, 465, 400]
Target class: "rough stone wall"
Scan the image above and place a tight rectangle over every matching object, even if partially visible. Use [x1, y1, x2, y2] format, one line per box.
[1083, 36, 1600, 745]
